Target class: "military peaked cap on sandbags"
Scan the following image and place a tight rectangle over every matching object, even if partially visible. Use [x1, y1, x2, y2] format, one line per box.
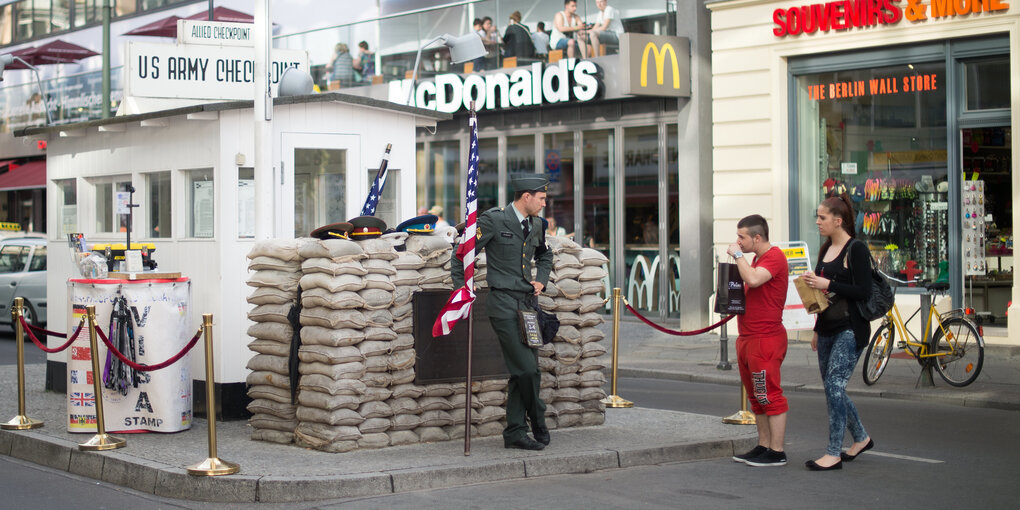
[511, 174, 550, 193]
[309, 222, 353, 240]
[395, 214, 438, 234]
[348, 216, 387, 240]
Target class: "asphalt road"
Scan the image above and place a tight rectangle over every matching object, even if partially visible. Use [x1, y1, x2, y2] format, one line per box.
[1, 348, 1018, 509]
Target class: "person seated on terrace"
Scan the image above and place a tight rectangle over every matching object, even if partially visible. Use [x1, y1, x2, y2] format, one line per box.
[531, 22, 550, 58]
[326, 42, 355, 88]
[503, 11, 534, 59]
[588, 0, 624, 55]
[552, 0, 587, 59]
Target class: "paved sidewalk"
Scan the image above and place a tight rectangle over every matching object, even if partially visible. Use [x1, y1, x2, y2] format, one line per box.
[0, 364, 755, 503]
[608, 317, 1020, 412]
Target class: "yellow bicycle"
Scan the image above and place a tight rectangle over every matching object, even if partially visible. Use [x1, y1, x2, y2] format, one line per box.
[862, 273, 985, 387]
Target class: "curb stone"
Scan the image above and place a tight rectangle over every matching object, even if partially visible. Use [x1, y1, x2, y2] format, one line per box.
[0, 426, 755, 503]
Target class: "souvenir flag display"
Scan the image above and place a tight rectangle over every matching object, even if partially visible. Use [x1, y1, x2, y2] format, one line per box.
[360, 143, 393, 216]
[433, 110, 479, 336]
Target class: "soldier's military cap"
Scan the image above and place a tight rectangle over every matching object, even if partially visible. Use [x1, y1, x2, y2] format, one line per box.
[348, 215, 387, 239]
[511, 174, 550, 193]
[395, 214, 438, 235]
[309, 222, 353, 240]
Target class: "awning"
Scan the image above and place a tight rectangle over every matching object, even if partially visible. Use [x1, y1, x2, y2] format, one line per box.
[0, 160, 46, 191]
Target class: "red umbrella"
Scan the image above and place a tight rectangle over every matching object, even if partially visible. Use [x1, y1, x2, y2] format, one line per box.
[123, 15, 183, 38]
[29, 39, 100, 65]
[185, 6, 255, 23]
[124, 7, 257, 38]
[3, 40, 99, 68]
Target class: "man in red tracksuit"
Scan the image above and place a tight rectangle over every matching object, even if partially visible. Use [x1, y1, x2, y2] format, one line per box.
[727, 214, 790, 467]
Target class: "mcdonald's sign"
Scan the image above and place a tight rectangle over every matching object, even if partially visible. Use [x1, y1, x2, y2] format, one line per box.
[620, 33, 691, 97]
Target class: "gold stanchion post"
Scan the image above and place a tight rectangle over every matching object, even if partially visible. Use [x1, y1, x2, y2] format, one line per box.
[79, 305, 126, 450]
[3, 297, 43, 430]
[601, 288, 633, 408]
[722, 385, 756, 425]
[188, 314, 239, 476]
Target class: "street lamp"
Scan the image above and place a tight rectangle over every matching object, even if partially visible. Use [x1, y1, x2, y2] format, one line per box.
[0, 54, 53, 125]
[405, 32, 486, 107]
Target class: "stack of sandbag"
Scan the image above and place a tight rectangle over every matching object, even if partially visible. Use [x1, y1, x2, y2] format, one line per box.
[244, 239, 305, 444]
[538, 237, 610, 429]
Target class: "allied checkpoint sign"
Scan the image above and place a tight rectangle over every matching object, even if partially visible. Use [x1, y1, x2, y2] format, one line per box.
[125, 40, 309, 100]
[774, 241, 815, 330]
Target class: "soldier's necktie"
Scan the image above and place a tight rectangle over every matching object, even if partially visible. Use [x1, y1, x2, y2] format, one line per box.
[521, 218, 530, 237]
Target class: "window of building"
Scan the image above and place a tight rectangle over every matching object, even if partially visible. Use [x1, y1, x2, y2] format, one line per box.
[476, 138, 499, 212]
[185, 168, 214, 238]
[293, 149, 344, 238]
[582, 129, 614, 251]
[1, 5, 13, 44]
[92, 175, 132, 234]
[795, 60, 948, 282]
[238, 167, 254, 238]
[542, 133, 573, 239]
[55, 178, 76, 235]
[427, 140, 460, 231]
[73, 0, 98, 27]
[146, 171, 170, 238]
[964, 57, 1009, 111]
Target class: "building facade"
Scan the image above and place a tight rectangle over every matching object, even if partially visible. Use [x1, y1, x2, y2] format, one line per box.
[708, 0, 1017, 341]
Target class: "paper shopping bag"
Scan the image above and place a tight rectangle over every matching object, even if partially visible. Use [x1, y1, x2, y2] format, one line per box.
[793, 274, 829, 315]
[714, 262, 746, 315]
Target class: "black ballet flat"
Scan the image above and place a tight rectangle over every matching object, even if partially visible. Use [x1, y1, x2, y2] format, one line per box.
[840, 438, 874, 462]
[805, 459, 842, 471]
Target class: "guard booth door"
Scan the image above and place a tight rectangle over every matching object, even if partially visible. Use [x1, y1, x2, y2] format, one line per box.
[281, 133, 361, 238]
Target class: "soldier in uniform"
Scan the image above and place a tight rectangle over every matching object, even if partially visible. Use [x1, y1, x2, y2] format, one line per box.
[452, 175, 553, 451]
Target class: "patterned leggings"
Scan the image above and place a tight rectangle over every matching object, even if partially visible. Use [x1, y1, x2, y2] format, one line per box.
[817, 329, 868, 456]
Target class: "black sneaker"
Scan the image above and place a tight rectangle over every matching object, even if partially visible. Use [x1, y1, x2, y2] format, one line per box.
[732, 445, 768, 464]
[745, 448, 787, 467]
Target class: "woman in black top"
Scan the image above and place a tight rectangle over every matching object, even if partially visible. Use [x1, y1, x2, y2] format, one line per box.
[800, 193, 874, 471]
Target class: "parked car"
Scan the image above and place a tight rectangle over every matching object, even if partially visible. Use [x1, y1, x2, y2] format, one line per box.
[0, 236, 47, 327]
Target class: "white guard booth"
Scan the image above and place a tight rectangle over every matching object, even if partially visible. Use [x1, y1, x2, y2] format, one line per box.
[23, 93, 449, 419]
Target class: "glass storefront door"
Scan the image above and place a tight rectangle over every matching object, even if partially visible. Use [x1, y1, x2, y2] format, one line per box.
[961, 126, 1012, 325]
[426, 140, 460, 227]
[623, 126, 660, 311]
[542, 133, 574, 239]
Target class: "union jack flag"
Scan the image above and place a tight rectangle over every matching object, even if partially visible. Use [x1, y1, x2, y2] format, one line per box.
[432, 110, 479, 336]
[70, 392, 95, 407]
[361, 144, 392, 216]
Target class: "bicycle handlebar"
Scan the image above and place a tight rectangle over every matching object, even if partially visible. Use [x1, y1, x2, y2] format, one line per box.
[877, 269, 949, 293]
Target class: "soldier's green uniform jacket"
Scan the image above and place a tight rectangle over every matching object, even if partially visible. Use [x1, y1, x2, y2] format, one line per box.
[451, 205, 552, 301]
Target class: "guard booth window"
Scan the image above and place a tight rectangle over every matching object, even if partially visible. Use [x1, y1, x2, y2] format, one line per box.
[92, 176, 132, 234]
[186, 168, 214, 238]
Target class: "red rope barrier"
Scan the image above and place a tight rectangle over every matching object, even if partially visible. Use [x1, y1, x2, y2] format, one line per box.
[95, 324, 203, 372]
[20, 315, 84, 353]
[24, 322, 69, 339]
[623, 302, 735, 336]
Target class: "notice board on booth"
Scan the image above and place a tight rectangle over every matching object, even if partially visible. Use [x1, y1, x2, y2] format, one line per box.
[412, 289, 508, 384]
[774, 241, 816, 331]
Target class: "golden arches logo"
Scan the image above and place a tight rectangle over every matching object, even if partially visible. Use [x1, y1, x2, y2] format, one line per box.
[640, 42, 679, 88]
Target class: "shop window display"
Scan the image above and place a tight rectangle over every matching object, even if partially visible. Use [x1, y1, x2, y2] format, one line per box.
[796, 61, 948, 282]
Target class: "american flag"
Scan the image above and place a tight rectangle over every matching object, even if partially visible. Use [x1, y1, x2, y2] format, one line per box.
[432, 111, 479, 336]
[361, 144, 393, 216]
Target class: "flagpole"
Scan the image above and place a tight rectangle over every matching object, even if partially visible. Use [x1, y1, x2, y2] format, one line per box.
[463, 102, 477, 456]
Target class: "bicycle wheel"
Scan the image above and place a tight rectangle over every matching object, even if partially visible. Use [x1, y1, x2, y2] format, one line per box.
[932, 317, 984, 387]
[862, 322, 894, 385]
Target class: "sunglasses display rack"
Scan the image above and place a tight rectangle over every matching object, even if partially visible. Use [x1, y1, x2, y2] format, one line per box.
[916, 191, 948, 281]
[962, 180, 986, 276]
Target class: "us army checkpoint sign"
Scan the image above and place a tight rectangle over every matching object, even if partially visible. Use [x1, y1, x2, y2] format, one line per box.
[125, 41, 308, 100]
